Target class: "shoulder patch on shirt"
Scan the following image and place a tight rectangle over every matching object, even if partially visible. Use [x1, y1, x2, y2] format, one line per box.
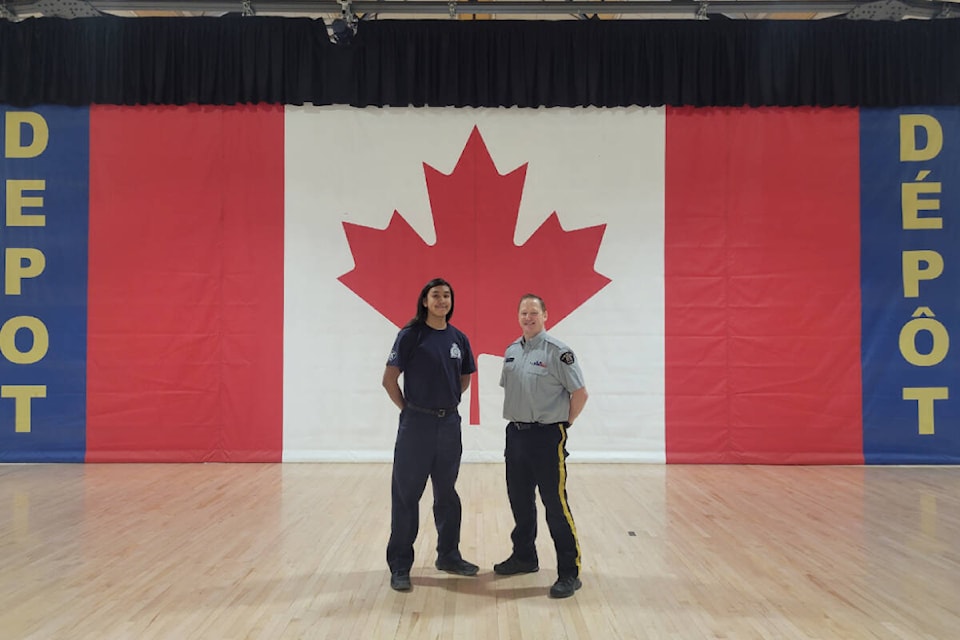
[560, 351, 575, 365]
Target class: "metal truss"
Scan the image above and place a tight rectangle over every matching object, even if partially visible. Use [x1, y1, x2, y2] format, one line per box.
[1, 0, 956, 19]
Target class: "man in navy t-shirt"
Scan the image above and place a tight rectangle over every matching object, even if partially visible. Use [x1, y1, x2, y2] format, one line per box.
[382, 277, 478, 592]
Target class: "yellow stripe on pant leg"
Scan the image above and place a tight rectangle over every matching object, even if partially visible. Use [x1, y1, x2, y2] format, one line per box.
[556, 424, 582, 572]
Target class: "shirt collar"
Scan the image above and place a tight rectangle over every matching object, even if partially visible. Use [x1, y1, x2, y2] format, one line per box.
[521, 331, 547, 349]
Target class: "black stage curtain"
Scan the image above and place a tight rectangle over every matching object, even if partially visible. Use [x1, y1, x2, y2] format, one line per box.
[1, 16, 958, 108]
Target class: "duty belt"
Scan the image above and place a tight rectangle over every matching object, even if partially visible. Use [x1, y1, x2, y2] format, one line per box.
[509, 421, 563, 430]
[406, 402, 457, 418]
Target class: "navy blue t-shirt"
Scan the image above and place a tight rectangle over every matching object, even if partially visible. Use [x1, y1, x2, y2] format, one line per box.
[387, 323, 477, 409]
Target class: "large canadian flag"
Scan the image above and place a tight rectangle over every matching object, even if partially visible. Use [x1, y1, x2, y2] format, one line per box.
[4, 103, 959, 464]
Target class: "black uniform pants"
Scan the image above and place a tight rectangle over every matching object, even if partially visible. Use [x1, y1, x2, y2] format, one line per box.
[504, 422, 581, 579]
[386, 408, 464, 574]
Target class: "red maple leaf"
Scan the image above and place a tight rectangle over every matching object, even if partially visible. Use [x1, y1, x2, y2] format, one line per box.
[338, 126, 610, 425]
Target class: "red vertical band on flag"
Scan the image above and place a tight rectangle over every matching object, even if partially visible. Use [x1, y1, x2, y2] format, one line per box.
[87, 105, 284, 462]
[665, 107, 863, 464]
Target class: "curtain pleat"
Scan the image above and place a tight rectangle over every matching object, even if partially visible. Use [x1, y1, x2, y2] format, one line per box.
[1, 16, 958, 107]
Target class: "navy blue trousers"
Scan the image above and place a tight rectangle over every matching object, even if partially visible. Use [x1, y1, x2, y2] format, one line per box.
[504, 422, 581, 579]
[386, 408, 464, 573]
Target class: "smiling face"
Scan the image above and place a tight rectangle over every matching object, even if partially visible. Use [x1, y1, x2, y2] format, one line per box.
[422, 284, 452, 325]
[518, 296, 547, 340]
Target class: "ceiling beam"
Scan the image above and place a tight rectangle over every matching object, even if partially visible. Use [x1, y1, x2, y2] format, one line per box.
[17, 0, 102, 17]
[4, 0, 955, 18]
[82, 0, 863, 15]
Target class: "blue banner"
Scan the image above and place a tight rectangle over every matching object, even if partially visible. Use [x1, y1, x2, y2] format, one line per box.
[861, 108, 960, 463]
[0, 106, 88, 462]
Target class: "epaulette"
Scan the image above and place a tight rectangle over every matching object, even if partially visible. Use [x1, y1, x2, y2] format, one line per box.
[543, 334, 570, 352]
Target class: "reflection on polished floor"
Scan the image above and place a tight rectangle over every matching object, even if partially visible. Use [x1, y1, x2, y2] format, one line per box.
[1, 463, 958, 639]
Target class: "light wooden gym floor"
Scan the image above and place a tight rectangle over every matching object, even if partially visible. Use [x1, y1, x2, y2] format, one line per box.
[1, 463, 958, 639]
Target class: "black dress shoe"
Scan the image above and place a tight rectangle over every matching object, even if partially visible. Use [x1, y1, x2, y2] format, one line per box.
[435, 557, 479, 576]
[549, 575, 582, 599]
[390, 571, 412, 592]
[493, 555, 539, 575]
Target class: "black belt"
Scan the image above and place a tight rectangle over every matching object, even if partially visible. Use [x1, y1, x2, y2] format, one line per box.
[509, 421, 563, 430]
[406, 402, 457, 418]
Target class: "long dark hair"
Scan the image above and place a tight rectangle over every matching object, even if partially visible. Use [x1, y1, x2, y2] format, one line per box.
[403, 277, 455, 329]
